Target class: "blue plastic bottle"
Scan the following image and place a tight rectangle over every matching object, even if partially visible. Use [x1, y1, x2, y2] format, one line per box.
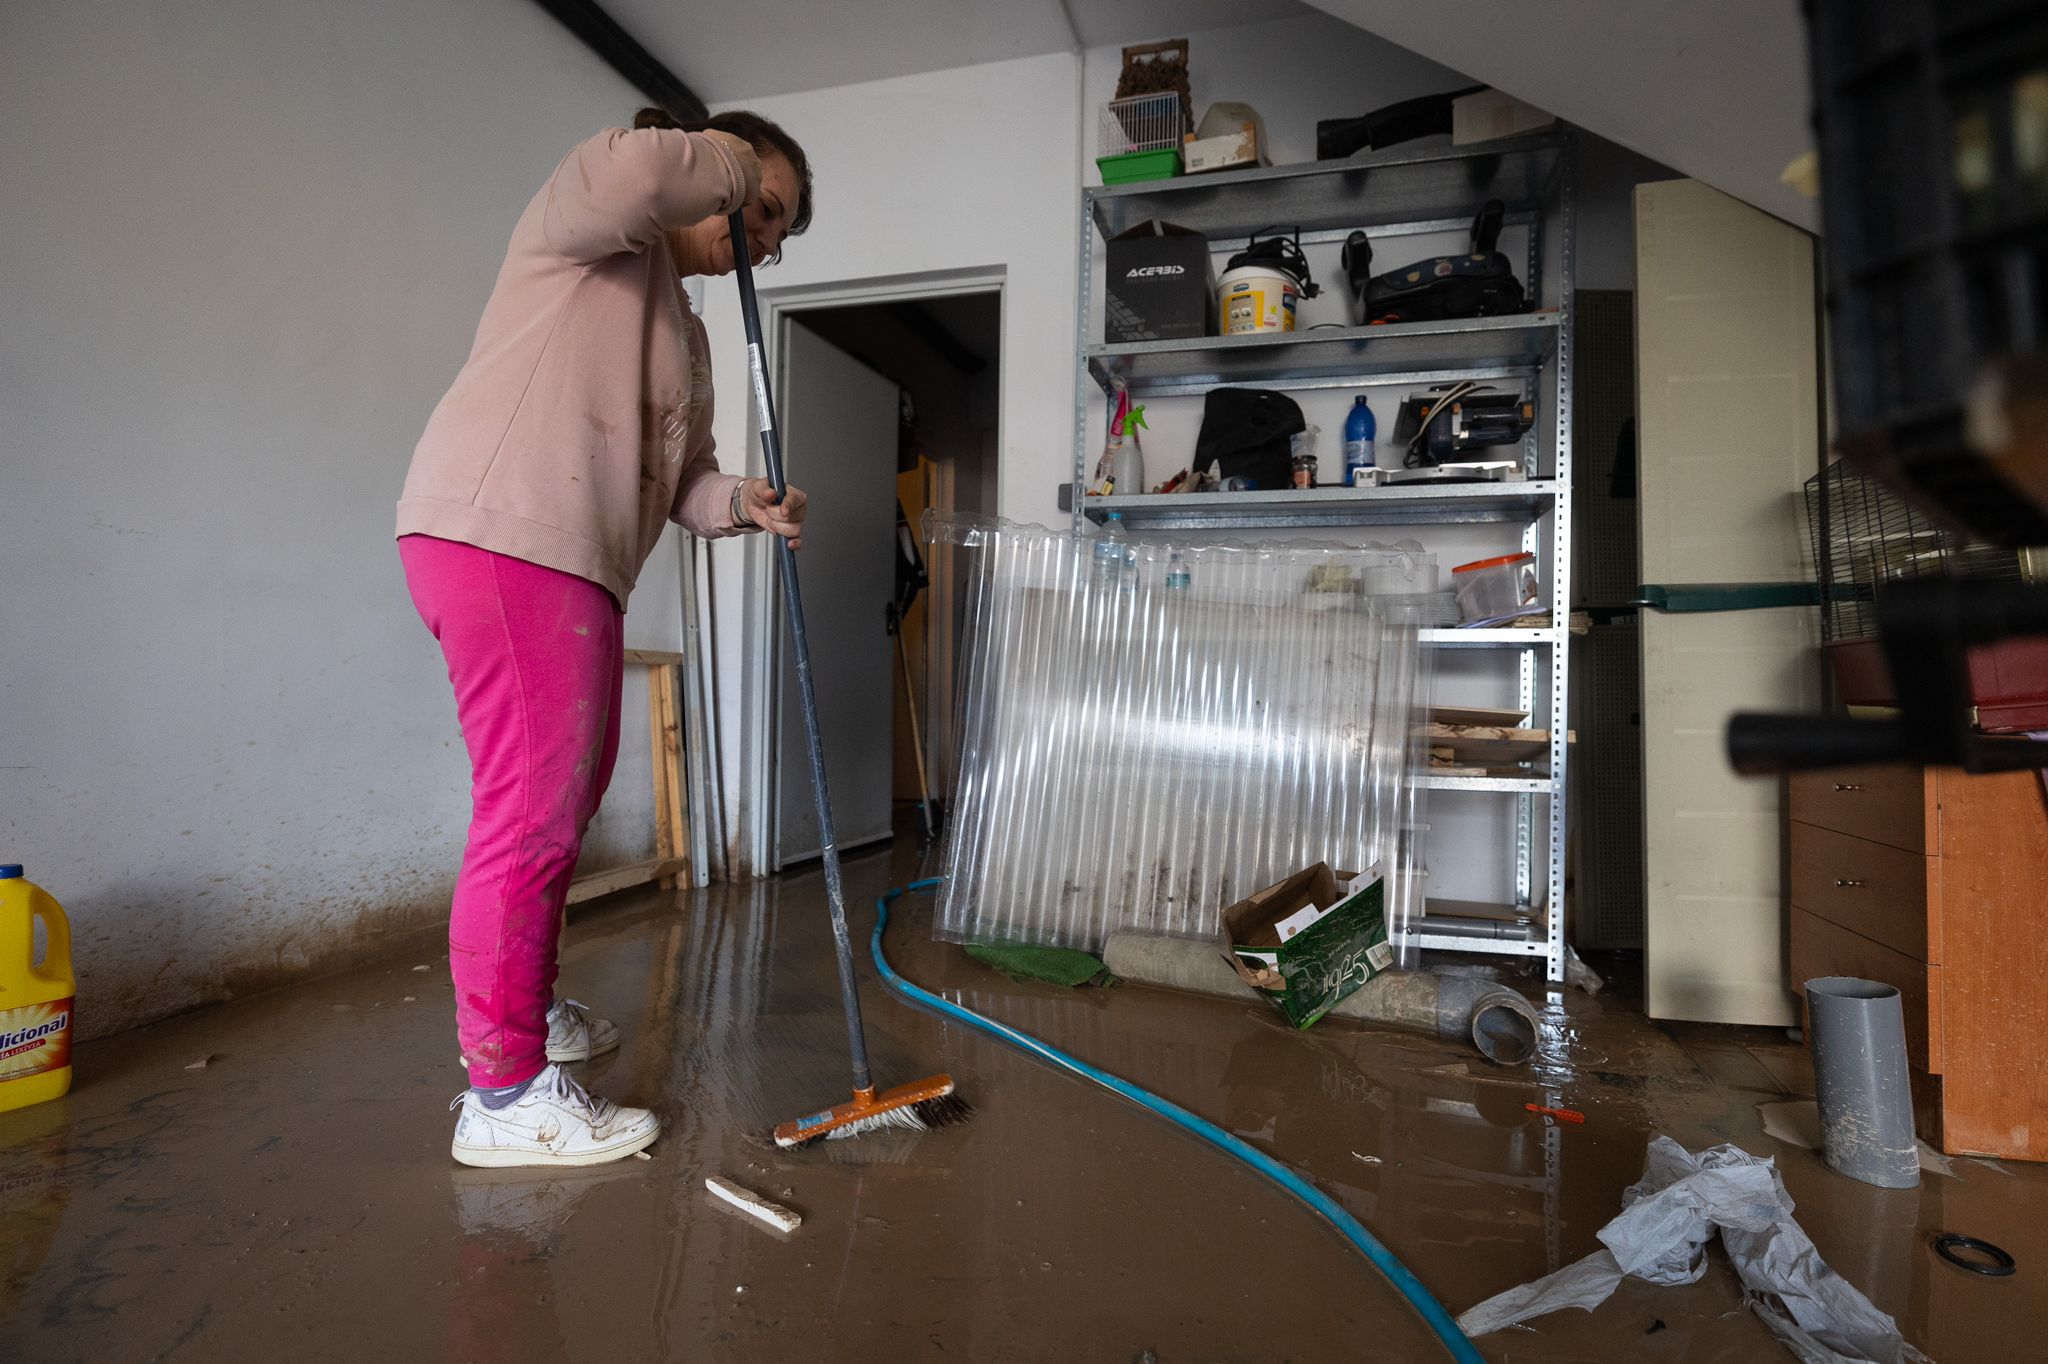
[1343, 395, 1377, 482]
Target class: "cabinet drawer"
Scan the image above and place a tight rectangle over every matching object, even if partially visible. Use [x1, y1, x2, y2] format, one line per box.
[1788, 764, 1930, 854]
[1790, 822, 1937, 963]
[1791, 907, 1941, 1074]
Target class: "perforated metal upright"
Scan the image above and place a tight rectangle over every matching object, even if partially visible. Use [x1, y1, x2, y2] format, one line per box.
[1072, 134, 1577, 983]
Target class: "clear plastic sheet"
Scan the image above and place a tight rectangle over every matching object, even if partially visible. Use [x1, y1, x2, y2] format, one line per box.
[926, 512, 1430, 953]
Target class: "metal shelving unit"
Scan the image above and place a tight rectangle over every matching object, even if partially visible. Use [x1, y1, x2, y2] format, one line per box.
[1088, 312, 1562, 393]
[1087, 480, 1559, 528]
[1072, 132, 1576, 983]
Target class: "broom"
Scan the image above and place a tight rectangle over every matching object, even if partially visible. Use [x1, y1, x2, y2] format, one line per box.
[724, 211, 970, 1148]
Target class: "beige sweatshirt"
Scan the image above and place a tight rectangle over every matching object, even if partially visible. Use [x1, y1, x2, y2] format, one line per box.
[397, 126, 756, 605]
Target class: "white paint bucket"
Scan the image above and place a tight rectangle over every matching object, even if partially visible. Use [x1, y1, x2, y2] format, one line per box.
[1217, 262, 1303, 335]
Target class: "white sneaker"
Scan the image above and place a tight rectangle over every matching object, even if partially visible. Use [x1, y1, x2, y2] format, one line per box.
[450, 1064, 660, 1168]
[456, 998, 621, 1070]
[546, 997, 620, 1064]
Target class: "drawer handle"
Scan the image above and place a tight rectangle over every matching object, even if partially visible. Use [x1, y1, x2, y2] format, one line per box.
[1835, 878, 1866, 888]
[1832, 783, 1864, 792]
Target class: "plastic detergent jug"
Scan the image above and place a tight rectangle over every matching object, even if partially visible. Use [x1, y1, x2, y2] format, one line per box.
[0, 865, 75, 1113]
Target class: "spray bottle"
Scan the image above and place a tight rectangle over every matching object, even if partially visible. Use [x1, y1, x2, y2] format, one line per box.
[1093, 382, 1144, 495]
[1113, 401, 1149, 496]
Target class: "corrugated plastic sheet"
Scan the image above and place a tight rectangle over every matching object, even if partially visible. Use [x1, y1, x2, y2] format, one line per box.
[927, 512, 1429, 953]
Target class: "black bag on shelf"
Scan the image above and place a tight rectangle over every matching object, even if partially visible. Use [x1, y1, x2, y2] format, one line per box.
[1315, 84, 1484, 159]
[1193, 387, 1305, 491]
[1340, 199, 1528, 324]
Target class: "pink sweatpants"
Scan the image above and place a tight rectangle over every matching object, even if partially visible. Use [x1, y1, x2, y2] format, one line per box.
[399, 535, 625, 1088]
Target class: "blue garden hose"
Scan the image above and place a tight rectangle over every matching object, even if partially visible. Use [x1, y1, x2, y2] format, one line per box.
[869, 879, 1485, 1364]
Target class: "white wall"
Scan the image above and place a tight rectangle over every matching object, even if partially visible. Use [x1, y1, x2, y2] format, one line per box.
[0, 0, 676, 1036]
[691, 51, 1085, 864]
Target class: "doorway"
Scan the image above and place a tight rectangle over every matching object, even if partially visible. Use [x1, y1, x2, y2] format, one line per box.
[763, 283, 1001, 871]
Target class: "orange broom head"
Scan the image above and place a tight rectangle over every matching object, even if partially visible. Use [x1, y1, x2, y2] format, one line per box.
[773, 1075, 969, 1148]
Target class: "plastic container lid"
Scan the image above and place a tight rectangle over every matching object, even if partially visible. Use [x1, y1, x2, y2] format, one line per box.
[1451, 551, 1536, 575]
[0, 865, 21, 879]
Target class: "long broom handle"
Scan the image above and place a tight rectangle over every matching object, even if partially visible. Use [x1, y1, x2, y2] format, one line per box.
[727, 213, 872, 1093]
[894, 619, 936, 839]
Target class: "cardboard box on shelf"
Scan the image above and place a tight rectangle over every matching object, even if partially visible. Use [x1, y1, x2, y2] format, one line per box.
[1104, 219, 1217, 343]
[1451, 89, 1557, 145]
[1219, 862, 1392, 1029]
[1182, 101, 1267, 175]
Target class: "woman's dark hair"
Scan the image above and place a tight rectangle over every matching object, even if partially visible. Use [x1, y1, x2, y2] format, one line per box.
[634, 106, 813, 245]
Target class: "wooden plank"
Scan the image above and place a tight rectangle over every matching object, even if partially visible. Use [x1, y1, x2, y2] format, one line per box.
[1416, 723, 1574, 763]
[624, 648, 686, 667]
[648, 665, 677, 888]
[1427, 898, 1540, 925]
[654, 664, 688, 888]
[1429, 704, 1529, 728]
[1930, 768, 2048, 1161]
[566, 857, 689, 906]
[1788, 822, 1935, 964]
[1425, 753, 1540, 774]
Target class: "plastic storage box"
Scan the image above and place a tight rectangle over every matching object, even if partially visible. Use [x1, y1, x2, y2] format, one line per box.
[1451, 551, 1541, 624]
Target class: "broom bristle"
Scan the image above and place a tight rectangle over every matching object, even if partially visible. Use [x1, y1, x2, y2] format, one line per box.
[910, 1092, 974, 1130]
[772, 1077, 971, 1148]
[822, 1103, 929, 1141]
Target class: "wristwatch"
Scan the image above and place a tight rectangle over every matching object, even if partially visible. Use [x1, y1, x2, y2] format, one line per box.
[730, 478, 756, 528]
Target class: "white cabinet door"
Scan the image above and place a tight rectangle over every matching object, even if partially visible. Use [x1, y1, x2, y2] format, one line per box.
[1635, 179, 1822, 1025]
[775, 320, 900, 867]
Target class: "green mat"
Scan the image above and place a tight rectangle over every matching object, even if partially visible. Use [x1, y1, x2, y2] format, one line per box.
[965, 941, 1113, 988]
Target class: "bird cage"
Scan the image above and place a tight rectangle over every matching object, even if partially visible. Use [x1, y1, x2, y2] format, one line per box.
[1100, 91, 1188, 156]
[1803, 462, 2028, 643]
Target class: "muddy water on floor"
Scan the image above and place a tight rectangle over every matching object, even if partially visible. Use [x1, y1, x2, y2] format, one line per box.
[3, 844, 2044, 1361]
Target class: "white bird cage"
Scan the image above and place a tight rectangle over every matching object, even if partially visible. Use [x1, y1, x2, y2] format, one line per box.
[1100, 92, 1187, 156]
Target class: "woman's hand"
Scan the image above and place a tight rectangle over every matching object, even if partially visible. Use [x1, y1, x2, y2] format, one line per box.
[741, 478, 808, 549]
[700, 130, 762, 209]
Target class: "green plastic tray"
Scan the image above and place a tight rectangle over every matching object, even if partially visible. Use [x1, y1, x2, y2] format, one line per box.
[1097, 148, 1180, 185]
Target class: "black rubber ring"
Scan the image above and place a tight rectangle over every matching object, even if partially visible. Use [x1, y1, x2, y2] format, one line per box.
[1933, 1233, 2016, 1276]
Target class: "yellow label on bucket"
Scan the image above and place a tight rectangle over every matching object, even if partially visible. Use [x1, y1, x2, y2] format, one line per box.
[1220, 281, 1298, 335]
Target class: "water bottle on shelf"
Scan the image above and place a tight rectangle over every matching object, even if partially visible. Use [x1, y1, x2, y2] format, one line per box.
[1343, 394, 1376, 484]
[1092, 511, 1128, 588]
[1165, 548, 1191, 591]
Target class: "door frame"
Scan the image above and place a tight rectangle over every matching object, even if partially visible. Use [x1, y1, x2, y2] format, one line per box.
[734, 266, 1007, 878]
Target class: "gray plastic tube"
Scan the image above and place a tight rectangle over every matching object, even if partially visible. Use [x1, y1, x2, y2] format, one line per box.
[1806, 976, 1920, 1189]
[1102, 930, 1540, 1065]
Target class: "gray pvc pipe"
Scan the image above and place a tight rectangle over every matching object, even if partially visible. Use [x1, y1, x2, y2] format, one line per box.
[1102, 930, 1540, 1066]
[1806, 976, 1920, 1189]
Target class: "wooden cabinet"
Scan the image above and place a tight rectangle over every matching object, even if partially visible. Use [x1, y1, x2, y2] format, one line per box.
[1788, 765, 2048, 1160]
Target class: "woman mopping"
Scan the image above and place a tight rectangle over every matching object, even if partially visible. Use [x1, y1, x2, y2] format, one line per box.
[396, 109, 812, 1167]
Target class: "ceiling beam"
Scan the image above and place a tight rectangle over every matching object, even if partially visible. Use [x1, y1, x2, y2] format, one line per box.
[529, 0, 708, 121]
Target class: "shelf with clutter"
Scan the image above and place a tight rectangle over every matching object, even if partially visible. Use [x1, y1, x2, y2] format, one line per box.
[1070, 120, 1578, 979]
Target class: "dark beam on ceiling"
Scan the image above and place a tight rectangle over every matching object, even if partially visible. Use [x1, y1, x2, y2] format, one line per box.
[529, 0, 707, 121]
